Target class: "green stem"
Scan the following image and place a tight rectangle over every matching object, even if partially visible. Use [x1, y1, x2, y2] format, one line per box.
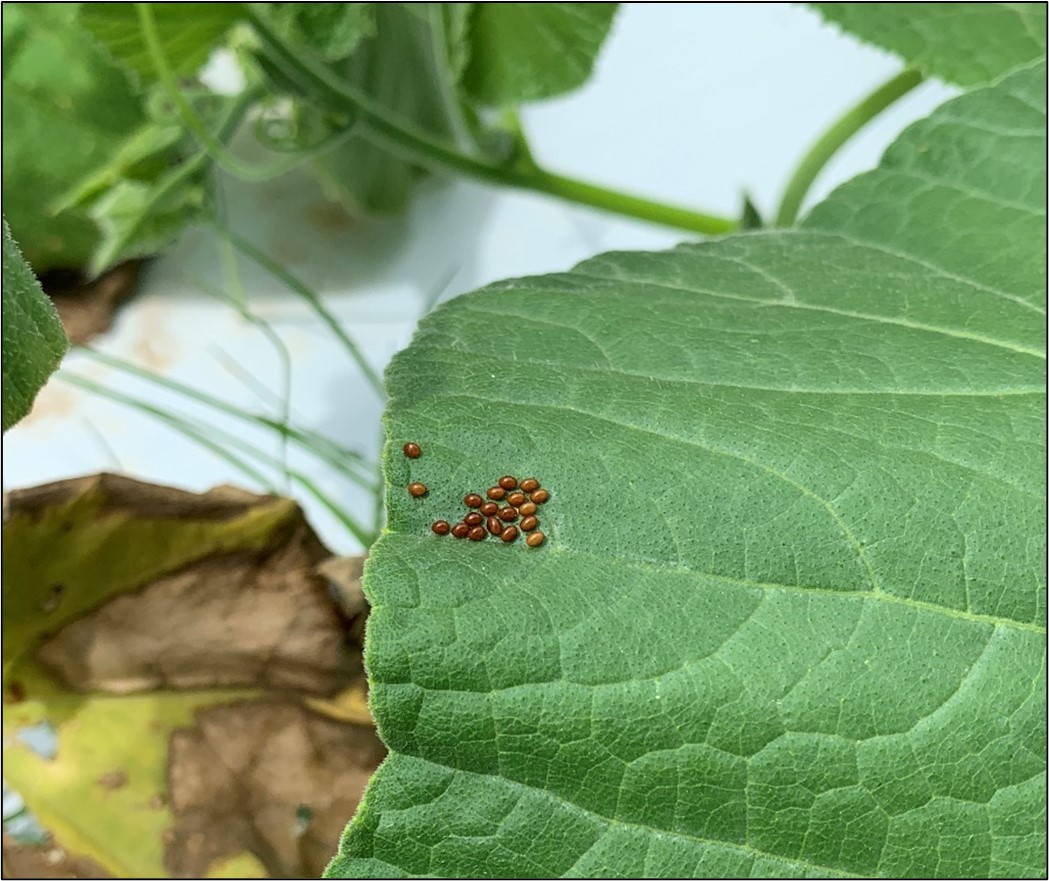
[78, 346, 378, 490]
[775, 68, 924, 227]
[425, 4, 475, 152]
[212, 223, 386, 399]
[61, 373, 279, 492]
[137, 3, 355, 183]
[245, 7, 736, 236]
[499, 107, 540, 173]
[531, 169, 732, 233]
[63, 373, 378, 547]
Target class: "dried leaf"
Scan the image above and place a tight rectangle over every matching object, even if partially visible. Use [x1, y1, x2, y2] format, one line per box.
[35, 523, 353, 695]
[2, 474, 374, 877]
[165, 701, 385, 877]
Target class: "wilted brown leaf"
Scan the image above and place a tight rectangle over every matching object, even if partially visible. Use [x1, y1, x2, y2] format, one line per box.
[5, 473, 355, 695]
[35, 524, 354, 695]
[3, 474, 378, 878]
[316, 554, 367, 643]
[165, 701, 386, 877]
[43, 260, 142, 345]
[2, 834, 112, 880]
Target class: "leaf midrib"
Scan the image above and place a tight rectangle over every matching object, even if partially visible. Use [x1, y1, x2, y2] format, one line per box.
[397, 389, 1044, 634]
[372, 750, 869, 879]
[382, 538, 1044, 636]
[571, 229, 1048, 318]
[557, 274, 1045, 359]
[411, 334, 1046, 398]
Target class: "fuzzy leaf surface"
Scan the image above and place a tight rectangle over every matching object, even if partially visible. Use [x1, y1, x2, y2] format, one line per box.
[1, 220, 69, 431]
[461, 3, 618, 105]
[811, 2, 1046, 86]
[79, 2, 241, 86]
[329, 62, 1046, 880]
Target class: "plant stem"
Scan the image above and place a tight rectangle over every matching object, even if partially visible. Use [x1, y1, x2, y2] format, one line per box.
[498, 108, 540, 173]
[212, 223, 386, 399]
[78, 346, 378, 490]
[244, 7, 736, 236]
[425, 4, 476, 152]
[530, 169, 733, 233]
[775, 68, 924, 227]
[137, 3, 355, 183]
[63, 373, 378, 547]
[61, 373, 279, 492]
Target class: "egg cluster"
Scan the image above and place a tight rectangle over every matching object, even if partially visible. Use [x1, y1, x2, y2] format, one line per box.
[402, 443, 548, 548]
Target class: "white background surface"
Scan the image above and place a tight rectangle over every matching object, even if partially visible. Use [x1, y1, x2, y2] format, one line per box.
[3, 3, 956, 553]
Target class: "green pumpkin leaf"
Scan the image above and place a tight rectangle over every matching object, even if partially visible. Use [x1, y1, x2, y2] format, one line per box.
[79, 2, 242, 86]
[303, 4, 458, 216]
[1, 220, 68, 432]
[1, 4, 146, 272]
[810, 2, 1046, 86]
[462, 3, 618, 105]
[262, 2, 376, 62]
[328, 61, 1046, 879]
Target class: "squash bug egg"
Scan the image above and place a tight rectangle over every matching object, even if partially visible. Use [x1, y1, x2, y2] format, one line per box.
[464, 493, 483, 508]
[530, 489, 550, 504]
[480, 501, 499, 516]
[526, 531, 545, 548]
[432, 520, 450, 535]
[468, 526, 486, 541]
[403, 442, 422, 459]
[408, 482, 428, 497]
[451, 523, 470, 539]
[518, 501, 537, 517]
[464, 512, 483, 527]
[507, 491, 526, 507]
[520, 478, 540, 493]
[487, 486, 507, 500]
[500, 526, 519, 543]
[498, 476, 518, 490]
[498, 507, 518, 521]
[486, 516, 503, 535]
[520, 515, 538, 532]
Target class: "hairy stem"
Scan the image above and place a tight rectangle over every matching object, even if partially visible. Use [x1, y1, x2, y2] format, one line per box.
[78, 347, 377, 490]
[212, 223, 386, 399]
[775, 68, 924, 227]
[137, 3, 356, 183]
[245, 7, 736, 236]
[64, 373, 378, 547]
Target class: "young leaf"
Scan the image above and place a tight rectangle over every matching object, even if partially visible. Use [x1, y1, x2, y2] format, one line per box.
[462, 3, 618, 105]
[85, 174, 206, 278]
[263, 2, 376, 62]
[740, 192, 764, 230]
[301, 4, 459, 215]
[2, 4, 147, 271]
[2, 220, 69, 432]
[811, 2, 1046, 86]
[79, 2, 242, 86]
[51, 121, 184, 215]
[328, 62, 1046, 879]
